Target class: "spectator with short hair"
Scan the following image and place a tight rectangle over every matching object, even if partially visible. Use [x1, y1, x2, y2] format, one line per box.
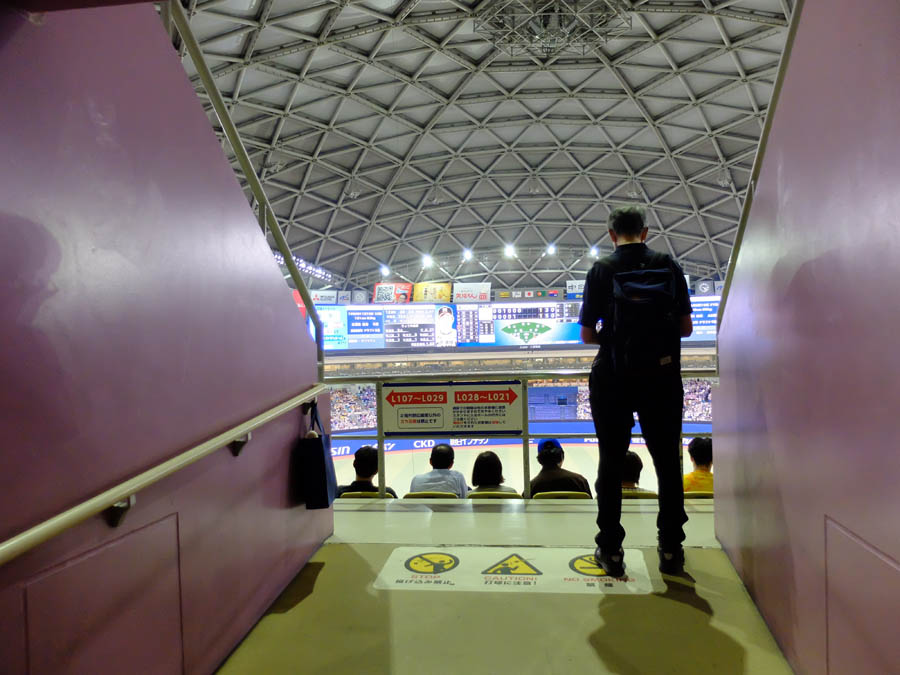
[530, 439, 592, 497]
[409, 444, 468, 497]
[336, 445, 397, 497]
[683, 438, 713, 492]
[470, 451, 519, 494]
[622, 450, 655, 494]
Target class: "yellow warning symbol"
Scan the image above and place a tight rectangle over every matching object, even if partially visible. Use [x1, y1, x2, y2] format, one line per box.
[569, 554, 609, 577]
[482, 553, 542, 575]
[404, 552, 460, 574]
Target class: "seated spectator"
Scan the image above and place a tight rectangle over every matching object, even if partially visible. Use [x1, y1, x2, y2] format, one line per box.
[336, 445, 397, 497]
[470, 451, 519, 494]
[409, 444, 468, 498]
[622, 450, 655, 494]
[530, 439, 592, 497]
[683, 437, 713, 492]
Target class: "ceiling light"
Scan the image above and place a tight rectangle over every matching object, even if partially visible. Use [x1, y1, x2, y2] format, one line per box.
[504, 244, 516, 258]
[422, 254, 433, 268]
[462, 249, 473, 261]
[590, 246, 599, 258]
[716, 168, 732, 188]
[546, 243, 557, 255]
[626, 178, 641, 199]
[474, 0, 631, 59]
[380, 264, 390, 277]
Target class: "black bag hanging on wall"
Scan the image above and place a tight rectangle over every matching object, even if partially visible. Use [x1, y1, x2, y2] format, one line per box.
[289, 401, 337, 509]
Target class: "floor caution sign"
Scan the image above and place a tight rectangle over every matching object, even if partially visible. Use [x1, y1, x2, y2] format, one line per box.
[482, 553, 542, 575]
[404, 552, 460, 574]
[569, 554, 608, 577]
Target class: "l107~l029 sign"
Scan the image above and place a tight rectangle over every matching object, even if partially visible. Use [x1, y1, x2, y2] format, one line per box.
[382, 381, 524, 436]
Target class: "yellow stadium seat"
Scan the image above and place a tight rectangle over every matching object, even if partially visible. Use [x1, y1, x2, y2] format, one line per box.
[337, 491, 394, 499]
[684, 491, 714, 499]
[532, 491, 591, 500]
[467, 491, 522, 499]
[622, 490, 658, 499]
[403, 491, 460, 499]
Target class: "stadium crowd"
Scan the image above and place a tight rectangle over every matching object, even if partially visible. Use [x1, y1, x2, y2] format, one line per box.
[331, 379, 714, 431]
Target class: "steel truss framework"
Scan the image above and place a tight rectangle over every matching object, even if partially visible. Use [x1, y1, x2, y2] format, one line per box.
[175, 0, 792, 290]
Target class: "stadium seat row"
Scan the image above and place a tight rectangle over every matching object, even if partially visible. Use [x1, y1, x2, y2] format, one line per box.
[338, 491, 714, 500]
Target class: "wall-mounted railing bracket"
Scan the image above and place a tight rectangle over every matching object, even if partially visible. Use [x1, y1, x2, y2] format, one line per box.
[103, 495, 136, 528]
[229, 433, 252, 457]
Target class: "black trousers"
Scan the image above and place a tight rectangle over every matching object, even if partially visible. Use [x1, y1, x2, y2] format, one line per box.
[589, 365, 687, 552]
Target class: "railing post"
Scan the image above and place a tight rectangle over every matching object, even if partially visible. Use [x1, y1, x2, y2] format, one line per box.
[521, 378, 531, 498]
[376, 381, 386, 498]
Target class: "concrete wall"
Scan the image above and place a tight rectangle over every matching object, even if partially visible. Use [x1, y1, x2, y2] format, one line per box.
[715, 1, 900, 673]
[0, 6, 331, 673]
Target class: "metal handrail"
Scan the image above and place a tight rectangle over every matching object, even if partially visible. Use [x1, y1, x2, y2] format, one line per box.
[716, 2, 805, 332]
[0, 383, 329, 567]
[169, 1, 324, 381]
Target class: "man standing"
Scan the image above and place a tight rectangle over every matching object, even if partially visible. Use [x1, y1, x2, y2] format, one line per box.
[579, 206, 693, 577]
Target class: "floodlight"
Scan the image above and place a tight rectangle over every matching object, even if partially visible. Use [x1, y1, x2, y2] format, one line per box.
[380, 264, 390, 277]
[504, 244, 516, 258]
[462, 249, 473, 261]
[422, 254, 433, 268]
[546, 243, 557, 255]
[590, 246, 599, 258]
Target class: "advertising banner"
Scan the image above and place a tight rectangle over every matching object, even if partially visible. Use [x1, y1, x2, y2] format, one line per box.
[372, 282, 413, 303]
[382, 381, 524, 435]
[566, 279, 585, 300]
[453, 282, 491, 303]
[413, 281, 452, 303]
[291, 289, 306, 318]
[311, 289, 338, 304]
[695, 280, 714, 295]
[337, 290, 352, 304]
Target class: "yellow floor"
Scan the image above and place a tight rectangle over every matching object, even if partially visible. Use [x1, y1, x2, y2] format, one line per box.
[218, 504, 792, 675]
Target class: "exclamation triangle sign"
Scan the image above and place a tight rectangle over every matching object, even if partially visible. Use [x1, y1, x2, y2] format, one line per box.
[481, 553, 542, 575]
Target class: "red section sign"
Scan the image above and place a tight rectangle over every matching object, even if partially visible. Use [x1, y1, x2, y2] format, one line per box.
[386, 390, 448, 406]
[454, 388, 518, 404]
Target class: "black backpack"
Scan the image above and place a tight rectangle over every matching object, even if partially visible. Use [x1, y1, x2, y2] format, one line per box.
[602, 252, 680, 375]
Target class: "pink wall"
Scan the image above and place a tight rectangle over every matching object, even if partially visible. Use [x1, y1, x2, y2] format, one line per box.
[0, 6, 331, 673]
[715, 1, 900, 673]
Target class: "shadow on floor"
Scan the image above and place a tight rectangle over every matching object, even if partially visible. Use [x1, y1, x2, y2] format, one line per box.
[217, 546, 392, 674]
[268, 562, 325, 614]
[589, 569, 747, 675]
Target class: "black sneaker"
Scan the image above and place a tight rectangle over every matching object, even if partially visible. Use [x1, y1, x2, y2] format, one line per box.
[594, 547, 626, 578]
[658, 547, 685, 575]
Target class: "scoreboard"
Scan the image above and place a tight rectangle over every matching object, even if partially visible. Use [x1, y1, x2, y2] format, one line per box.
[317, 297, 719, 352]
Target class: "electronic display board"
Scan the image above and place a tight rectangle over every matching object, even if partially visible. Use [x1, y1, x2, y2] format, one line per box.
[317, 296, 718, 352]
[683, 296, 719, 343]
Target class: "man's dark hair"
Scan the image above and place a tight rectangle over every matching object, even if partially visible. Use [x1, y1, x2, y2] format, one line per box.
[609, 206, 645, 238]
[353, 445, 379, 478]
[430, 443, 454, 469]
[537, 438, 564, 468]
[471, 451, 504, 487]
[622, 450, 643, 484]
[688, 437, 712, 466]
